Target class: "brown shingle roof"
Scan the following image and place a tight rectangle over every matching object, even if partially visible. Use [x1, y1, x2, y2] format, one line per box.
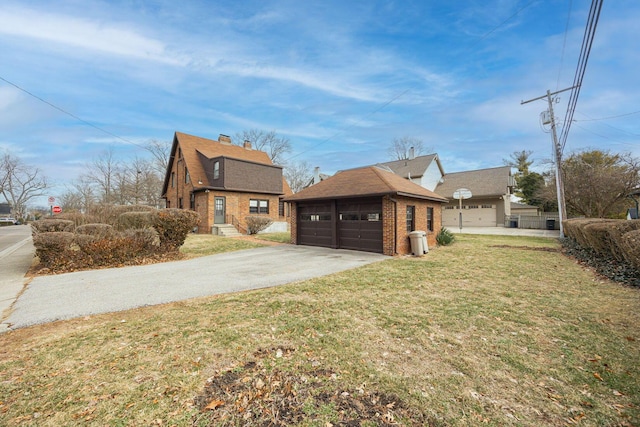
[284, 166, 448, 202]
[435, 166, 514, 198]
[161, 132, 276, 196]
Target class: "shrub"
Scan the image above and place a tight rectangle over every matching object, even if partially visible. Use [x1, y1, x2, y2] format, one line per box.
[79, 235, 149, 267]
[55, 212, 99, 227]
[245, 216, 273, 235]
[32, 231, 77, 269]
[31, 219, 75, 235]
[436, 227, 455, 246]
[608, 220, 640, 262]
[121, 228, 161, 251]
[152, 208, 200, 251]
[620, 229, 640, 270]
[75, 223, 117, 239]
[88, 204, 156, 226]
[116, 211, 156, 231]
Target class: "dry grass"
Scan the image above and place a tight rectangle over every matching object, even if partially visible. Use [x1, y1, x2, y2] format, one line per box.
[179, 234, 266, 258]
[1, 234, 638, 426]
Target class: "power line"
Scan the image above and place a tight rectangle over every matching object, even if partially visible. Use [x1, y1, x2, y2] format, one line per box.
[556, 0, 573, 91]
[0, 75, 145, 149]
[574, 109, 640, 122]
[558, 0, 604, 153]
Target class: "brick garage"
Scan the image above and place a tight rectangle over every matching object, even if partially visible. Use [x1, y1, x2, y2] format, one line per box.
[285, 166, 447, 256]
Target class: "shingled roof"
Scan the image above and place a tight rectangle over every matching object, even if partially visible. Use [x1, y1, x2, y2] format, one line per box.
[284, 166, 448, 202]
[435, 166, 514, 198]
[161, 132, 277, 196]
[376, 154, 443, 179]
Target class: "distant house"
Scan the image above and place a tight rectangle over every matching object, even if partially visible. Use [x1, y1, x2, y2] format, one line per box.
[284, 166, 448, 255]
[304, 166, 331, 188]
[435, 166, 516, 228]
[511, 202, 539, 216]
[161, 132, 291, 235]
[376, 153, 445, 191]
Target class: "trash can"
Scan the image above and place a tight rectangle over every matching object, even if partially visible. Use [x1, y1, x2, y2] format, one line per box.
[510, 220, 518, 228]
[409, 230, 428, 256]
[546, 219, 556, 230]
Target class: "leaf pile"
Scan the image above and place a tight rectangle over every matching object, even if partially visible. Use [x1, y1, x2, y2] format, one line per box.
[193, 347, 432, 426]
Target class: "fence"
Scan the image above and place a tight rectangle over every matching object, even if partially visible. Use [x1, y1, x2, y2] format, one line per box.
[504, 213, 560, 230]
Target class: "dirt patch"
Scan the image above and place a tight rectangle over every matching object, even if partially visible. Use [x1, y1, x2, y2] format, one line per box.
[193, 347, 433, 426]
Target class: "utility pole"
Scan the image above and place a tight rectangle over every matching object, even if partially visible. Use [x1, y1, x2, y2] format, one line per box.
[521, 86, 577, 238]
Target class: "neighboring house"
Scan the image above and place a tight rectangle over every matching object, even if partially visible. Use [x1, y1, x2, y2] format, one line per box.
[435, 166, 516, 228]
[304, 167, 331, 188]
[376, 153, 445, 191]
[161, 132, 291, 234]
[284, 166, 448, 256]
[511, 202, 539, 216]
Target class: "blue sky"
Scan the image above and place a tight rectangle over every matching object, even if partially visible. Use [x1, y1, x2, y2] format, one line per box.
[1, 0, 639, 205]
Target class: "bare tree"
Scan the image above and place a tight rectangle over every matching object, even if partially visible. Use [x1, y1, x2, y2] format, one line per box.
[0, 152, 48, 219]
[59, 175, 97, 212]
[234, 129, 292, 165]
[144, 138, 171, 176]
[387, 136, 428, 160]
[284, 160, 314, 193]
[84, 148, 120, 204]
[541, 149, 640, 218]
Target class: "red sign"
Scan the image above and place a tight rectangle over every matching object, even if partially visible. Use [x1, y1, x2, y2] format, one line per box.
[52, 206, 62, 214]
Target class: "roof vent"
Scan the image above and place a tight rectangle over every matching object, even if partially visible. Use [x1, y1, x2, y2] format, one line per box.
[219, 134, 232, 145]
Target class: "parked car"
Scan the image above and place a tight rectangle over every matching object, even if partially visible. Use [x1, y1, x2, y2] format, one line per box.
[0, 217, 17, 225]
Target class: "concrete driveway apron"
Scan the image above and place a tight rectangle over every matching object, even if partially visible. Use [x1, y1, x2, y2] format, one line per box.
[5, 245, 387, 330]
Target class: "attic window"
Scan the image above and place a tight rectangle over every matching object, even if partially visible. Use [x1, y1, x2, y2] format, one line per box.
[213, 161, 220, 179]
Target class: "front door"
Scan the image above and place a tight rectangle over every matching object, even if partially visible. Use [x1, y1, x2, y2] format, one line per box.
[214, 197, 225, 224]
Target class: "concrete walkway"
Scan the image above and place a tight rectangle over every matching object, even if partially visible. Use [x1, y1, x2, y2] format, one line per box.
[0, 226, 34, 333]
[3, 245, 387, 331]
[449, 226, 560, 238]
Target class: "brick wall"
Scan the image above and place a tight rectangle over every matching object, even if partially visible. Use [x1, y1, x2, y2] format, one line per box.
[391, 196, 442, 255]
[289, 203, 298, 244]
[382, 196, 395, 256]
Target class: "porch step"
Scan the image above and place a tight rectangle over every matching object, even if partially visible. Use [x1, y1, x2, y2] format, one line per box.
[212, 224, 244, 237]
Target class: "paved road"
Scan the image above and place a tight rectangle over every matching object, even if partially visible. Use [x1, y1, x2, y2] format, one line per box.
[4, 244, 387, 330]
[0, 225, 33, 331]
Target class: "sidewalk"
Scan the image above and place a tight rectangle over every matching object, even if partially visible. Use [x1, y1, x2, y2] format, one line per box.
[449, 226, 560, 238]
[0, 236, 34, 333]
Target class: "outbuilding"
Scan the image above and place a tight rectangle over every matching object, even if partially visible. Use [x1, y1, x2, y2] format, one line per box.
[284, 166, 448, 256]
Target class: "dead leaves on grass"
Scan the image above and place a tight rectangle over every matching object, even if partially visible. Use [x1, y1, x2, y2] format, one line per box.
[193, 346, 431, 426]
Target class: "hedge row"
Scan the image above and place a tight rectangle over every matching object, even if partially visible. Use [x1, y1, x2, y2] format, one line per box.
[563, 218, 640, 270]
[31, 207, 199, 272]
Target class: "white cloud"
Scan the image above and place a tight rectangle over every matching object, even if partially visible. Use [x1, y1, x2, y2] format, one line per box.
[0, 6, 180, 65]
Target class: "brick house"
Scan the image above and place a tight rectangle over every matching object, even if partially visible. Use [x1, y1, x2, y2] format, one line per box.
[161, 131, 291, 234]
[284, 166, 448, 256]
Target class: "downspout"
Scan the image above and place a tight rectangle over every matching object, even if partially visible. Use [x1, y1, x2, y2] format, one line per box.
[388, 196, 399, 255]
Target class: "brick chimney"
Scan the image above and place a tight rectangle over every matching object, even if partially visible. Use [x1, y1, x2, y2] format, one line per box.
[219, 134, 232, 145]
[243, 139, 252, 150]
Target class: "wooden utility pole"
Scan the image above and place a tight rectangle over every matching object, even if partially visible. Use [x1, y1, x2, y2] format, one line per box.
[521, 86, 576, 238]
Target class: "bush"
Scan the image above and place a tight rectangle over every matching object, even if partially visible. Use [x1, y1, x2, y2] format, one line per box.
[79, 235, 150, 267]
[55, 212, 99, 227]
[88, 204, 156, 226]
[32, 232, 77, 269]
[436, 227, 455, 246]
[245, 216, 273, 235]
[31, 219, 75, 235]
[620, 229, 640, 270]
[116, 211, 156, 231]
[152, 209, 200, 251]
[608, 220, 640, 262]
[121, 228, 161, 251]
[75, 223, 117, 239]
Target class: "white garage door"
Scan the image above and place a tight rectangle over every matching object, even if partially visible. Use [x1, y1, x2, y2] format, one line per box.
[442, 205, 497, 227]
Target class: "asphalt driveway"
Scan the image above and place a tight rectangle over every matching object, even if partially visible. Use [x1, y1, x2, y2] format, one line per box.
[4, 245, 387, 330]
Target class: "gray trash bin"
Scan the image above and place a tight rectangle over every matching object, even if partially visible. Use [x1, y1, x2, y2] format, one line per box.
[546, 219, 556, 230]
[409, 230, 428, 255]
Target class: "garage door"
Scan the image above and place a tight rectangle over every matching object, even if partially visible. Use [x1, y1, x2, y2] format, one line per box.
[337, 200, 383, 253]
[297, 202, 333, 248]
[442, 205, 497, 227]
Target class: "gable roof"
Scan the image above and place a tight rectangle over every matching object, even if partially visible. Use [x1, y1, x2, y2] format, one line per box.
[376, 154, 444, 179]
[435, 166, 514, 199]
[161, 132, 276, 196]
[284, 166, 448, 202]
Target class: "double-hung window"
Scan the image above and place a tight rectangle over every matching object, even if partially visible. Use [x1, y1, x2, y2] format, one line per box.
[406, 206, 415, 232]
[250, 199, 269, 214]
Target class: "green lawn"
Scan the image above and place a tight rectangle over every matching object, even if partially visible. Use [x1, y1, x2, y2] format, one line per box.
[1, 234, 638, 426]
